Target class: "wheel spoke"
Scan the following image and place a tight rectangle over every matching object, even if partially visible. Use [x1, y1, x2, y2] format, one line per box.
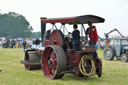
[47, 51, 57, 75]
[51, 67, 56, 74]
[48, 65, 52, 69]
[47, 64, 52, 74]
[49, 51, 57, 67]
[53, 52, 56, 58]
[52, 58, 57, 66]
[49, 54, 53, 58]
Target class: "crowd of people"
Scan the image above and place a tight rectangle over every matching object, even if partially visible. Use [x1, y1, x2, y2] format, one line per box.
[0, 38, 34, 49]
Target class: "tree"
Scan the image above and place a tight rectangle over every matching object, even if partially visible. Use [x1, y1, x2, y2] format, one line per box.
[0, 12, 33, 38]
[32, 32, 41, 38]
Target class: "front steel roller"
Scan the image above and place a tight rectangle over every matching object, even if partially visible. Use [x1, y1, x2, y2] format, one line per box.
[22, 50, 41, 70]
[41, 45, 66, 79]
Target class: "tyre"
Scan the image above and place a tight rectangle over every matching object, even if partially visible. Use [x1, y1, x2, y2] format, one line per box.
[121, 54, 128, 63]
[103, 47, 115, 60]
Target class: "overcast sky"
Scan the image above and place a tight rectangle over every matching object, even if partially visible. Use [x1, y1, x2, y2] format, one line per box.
[0, 0, 128, 37]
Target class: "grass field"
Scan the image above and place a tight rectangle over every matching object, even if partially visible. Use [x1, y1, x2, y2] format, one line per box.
[0, 48, 128, 85]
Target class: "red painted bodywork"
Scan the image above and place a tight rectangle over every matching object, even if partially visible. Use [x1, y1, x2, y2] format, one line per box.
[65, 50, 81, 67]
[44, 40, 50, 47]
[39, 28, 102, 77]
[49, 30, 64, 47]
[39, 15, 104, 77]
[21, 15, 104, 79]
[71, 52, 81, 66]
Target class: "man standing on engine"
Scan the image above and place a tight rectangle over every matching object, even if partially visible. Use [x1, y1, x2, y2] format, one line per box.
[71, 24, 80, 51]
[85, 21, 98, 59]
[85, 21, 98, 45]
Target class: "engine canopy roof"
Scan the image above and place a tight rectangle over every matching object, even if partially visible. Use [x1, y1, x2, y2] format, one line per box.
[41, 15, 105, 24]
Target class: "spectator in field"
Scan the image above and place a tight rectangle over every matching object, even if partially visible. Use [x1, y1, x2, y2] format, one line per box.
[16, 41, 19, 48]
[2, 40, 6, 48]
[12, 39, 16, 48]
[6, 39, 10, 48]
[71, 24, 80, 51]
[19, 40, 23, 48]
[22, 40, 27, 52]
[85, 21, 98, 45]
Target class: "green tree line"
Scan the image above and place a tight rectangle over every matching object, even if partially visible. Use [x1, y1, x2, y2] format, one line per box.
[0, 12, 41, 38]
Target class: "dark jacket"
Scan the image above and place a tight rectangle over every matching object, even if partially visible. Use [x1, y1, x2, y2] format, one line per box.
[72, 30, 80, 44]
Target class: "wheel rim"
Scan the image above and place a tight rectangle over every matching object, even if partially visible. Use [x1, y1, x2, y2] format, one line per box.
[106, 50, 111, 57]
[42, 45, 66, 79]
[104, 47, 114, 60]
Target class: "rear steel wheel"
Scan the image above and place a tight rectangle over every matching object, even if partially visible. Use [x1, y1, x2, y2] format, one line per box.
[41, 45, 66, 79]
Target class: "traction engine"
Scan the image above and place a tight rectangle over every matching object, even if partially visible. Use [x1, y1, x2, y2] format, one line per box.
[21, 15, 105, 79]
